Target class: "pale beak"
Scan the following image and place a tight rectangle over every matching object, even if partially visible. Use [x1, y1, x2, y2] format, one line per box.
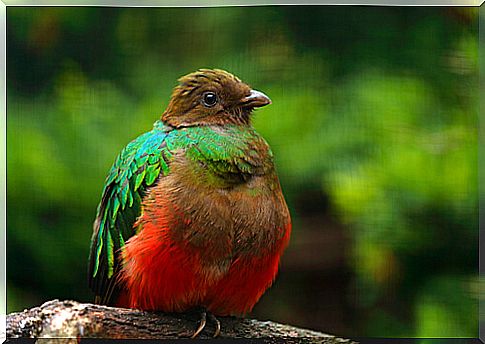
[240, 90, 272, 108]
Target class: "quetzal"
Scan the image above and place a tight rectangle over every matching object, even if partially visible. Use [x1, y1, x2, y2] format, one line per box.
[87, 69, 291, 337]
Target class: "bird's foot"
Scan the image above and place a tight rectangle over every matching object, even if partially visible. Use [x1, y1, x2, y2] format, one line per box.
[208, 312, 221, 338]
[190, 308, 221, 338]
[191, 310, 206, 338]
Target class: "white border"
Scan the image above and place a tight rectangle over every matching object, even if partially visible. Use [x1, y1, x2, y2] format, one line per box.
[0, 1, 5, 342]
[479, 3, 484, 343]
[0, 2, 482, 343]
[1, 0, 484, 6]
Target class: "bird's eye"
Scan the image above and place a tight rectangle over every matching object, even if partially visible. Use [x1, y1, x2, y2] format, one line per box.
[202, 92, 218, 107]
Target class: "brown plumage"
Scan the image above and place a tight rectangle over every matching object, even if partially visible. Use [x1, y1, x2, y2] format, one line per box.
[88, 69, 291, 337]
[162, 69, 267, 127]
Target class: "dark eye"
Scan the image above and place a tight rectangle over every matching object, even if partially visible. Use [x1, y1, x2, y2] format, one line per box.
[202, 92, 218, 107]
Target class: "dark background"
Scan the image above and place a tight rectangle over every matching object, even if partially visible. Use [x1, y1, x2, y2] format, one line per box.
[6, 6, 478, 337]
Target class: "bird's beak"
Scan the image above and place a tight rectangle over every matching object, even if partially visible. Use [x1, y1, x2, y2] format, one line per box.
[240, 90, 272, 108]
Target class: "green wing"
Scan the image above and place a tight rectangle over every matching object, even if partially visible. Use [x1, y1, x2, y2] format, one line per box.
[88, 122, 172, 304]
[88, 122, 270, 304]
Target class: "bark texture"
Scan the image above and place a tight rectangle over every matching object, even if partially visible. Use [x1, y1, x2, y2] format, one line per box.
[7, 299, 357, 343]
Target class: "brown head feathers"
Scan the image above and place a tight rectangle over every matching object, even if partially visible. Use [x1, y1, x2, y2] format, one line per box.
[162, 69, 271, 128]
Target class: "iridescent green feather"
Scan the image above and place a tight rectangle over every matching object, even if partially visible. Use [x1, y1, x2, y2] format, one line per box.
[89, 123, 172, 285]
[88, 120, 271, 301]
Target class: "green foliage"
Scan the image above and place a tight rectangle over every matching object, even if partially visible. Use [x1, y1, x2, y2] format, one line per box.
[416, 276, 478, 337]
[6, 6, 478, 337]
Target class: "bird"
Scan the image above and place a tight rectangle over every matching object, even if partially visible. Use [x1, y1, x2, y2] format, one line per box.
[87, 69, 292, 338]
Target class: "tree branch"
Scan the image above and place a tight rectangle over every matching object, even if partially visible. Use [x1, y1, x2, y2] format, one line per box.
[7, 299, 357, 343]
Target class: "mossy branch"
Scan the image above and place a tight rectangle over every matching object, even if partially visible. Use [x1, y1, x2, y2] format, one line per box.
[7, 299, 357, 343]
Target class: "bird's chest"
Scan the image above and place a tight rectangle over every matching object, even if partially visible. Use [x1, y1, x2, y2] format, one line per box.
[142, 154, 289, 267]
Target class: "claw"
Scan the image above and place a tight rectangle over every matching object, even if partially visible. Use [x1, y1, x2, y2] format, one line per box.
[208, 313, 221, 338]
[190, 309, 221, 338]
[191, 310, 207, 338]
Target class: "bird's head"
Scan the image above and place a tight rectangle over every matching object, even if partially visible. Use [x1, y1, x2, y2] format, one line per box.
[162, 69, 271, 127]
